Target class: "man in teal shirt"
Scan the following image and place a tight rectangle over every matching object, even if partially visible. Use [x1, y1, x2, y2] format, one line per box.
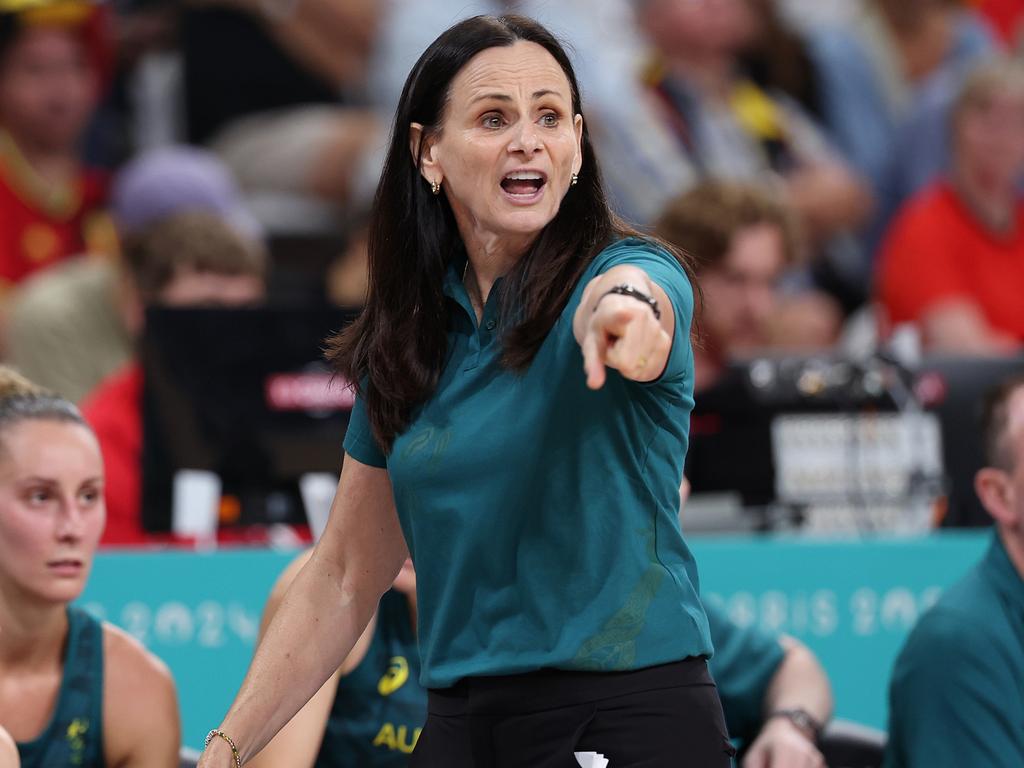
[886, 375, 1024, 767]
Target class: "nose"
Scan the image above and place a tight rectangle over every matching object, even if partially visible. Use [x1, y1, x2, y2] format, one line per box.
[55, 499, 86, 542]
[508, 119, 542, 156]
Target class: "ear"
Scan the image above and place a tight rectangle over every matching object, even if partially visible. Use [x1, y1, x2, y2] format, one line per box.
[572, 113, 584, 176]
[975, 467, 1017, 527]
[409, 122, 442, 185]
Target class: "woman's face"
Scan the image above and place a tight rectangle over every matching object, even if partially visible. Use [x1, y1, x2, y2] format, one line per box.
[0, 420, 105, 607]
[415, 41, 583, 247]
[955, 88, 1024, 193]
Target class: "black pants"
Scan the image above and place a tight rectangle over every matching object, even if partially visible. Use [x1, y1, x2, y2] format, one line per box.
[411, 658, 736, 767]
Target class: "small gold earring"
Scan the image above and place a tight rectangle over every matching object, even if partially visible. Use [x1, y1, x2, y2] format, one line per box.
[431, 180, 441, 195]
[570, 173, 579, 187]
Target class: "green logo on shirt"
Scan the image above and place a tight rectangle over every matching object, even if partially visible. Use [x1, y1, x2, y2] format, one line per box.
[66, 718, 89, 765]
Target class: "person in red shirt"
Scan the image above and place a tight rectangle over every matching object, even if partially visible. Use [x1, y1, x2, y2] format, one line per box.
[974, 0, 1024, 47]
[877, 58, 1024, 354]
[0, 0, 112, 289]
[81, 211, 266, 546]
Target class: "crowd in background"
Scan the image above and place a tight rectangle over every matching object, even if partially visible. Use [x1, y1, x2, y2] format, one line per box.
[0, 0, 1024, 548]
[1, 3, 1024, 767]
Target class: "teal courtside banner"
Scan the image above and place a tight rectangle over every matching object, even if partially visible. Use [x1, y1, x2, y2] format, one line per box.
[79, 532, 990, 749]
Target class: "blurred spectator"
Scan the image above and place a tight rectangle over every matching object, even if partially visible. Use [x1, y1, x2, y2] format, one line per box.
[809, 0, 995, 237]
[632, 0, 873, 309]
[248, 552, 831, 768]
[655, 181, 839, 393]
[0, 0, 113, 289]
[885, 374, 1024, 767]
[876, 59, 1024, 354]
[81, 211, 267, 546]
[180, 0, 381, 216]
[739, 0, 828, 123]
[774, 0, 860, 33]
[0, 365, 180, 766]
[326, 212, 369, 307]
[4, 145, 260, 402]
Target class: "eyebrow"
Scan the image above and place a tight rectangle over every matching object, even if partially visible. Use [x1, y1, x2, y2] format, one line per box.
[470, 89, 565, 104]
[21, 476, 58, 486]
[19, 476, 103, 486]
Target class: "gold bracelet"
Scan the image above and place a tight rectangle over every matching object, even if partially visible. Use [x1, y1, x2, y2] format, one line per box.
[204, 729, 242, 768]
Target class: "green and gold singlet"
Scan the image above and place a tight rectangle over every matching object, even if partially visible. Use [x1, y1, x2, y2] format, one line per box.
[314, 589, 424, 766]
[16, 606, 105, 768]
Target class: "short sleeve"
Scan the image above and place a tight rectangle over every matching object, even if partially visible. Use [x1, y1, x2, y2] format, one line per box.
[342, 392, 387, 468]
[885, 610, 1024, 768]
[583, 238, 695, 385]
[877, 192, 964, 326]
[705, 600, 786, 743]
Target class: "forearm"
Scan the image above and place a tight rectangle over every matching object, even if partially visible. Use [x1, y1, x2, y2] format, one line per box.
[216, 549, 382, 762]
[246, 668, 342, 768]
[762, 639, 833, 727]
[202, 460, 406, 766]
[921, 301, 1020, 355]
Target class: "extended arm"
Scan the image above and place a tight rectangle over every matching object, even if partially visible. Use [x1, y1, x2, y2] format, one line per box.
[199, 456, 407, 766]
[246, 550, 345, 768]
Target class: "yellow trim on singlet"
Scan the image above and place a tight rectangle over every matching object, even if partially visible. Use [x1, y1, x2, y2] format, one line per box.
[0, 130, 84, 221]
[0, 0, 91, 24]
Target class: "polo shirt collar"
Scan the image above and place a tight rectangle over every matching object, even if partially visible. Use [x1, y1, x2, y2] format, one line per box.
[442, 256, 466, 300]
[983, 530, 1024, 616]
[442, 256, 474, 321]
[441, 255, 508, 326]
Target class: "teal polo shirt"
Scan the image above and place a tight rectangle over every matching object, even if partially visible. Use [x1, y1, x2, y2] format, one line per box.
[344, 236, 713, 689]
[885, 531, 1024, 768]
[705, 601, 786, 745]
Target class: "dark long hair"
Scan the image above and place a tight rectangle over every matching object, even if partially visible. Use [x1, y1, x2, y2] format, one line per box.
[327, 14, 686, 452]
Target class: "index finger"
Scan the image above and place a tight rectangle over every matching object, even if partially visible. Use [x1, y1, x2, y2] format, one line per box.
[582, 328, 608, 390]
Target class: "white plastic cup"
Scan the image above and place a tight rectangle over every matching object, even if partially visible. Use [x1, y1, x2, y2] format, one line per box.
[171, 469, 222, 541]
[299, 472, 338, 541]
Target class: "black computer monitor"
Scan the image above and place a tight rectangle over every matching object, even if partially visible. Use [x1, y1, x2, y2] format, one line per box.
[139, 306, 359, 533]
[686, 353, 1024, 529]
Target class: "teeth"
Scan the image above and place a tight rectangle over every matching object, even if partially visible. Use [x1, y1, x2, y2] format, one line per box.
[504, 171, 543, 181]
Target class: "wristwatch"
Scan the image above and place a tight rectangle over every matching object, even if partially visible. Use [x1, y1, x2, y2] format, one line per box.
[767, 708, 823, 742]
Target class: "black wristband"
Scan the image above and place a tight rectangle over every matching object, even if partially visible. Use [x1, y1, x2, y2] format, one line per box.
[767, 708, 823, 742]
[594, 283, 661, 320]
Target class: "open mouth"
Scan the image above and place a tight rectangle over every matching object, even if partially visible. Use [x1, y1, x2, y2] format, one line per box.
[500, 170, 547, 200]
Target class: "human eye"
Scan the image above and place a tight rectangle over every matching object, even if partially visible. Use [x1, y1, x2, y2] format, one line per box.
[79, 486, 102, 506]
[481, 112, 506, 129]
[26, 487, 52, 506]
[539, 112, 560, 128]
